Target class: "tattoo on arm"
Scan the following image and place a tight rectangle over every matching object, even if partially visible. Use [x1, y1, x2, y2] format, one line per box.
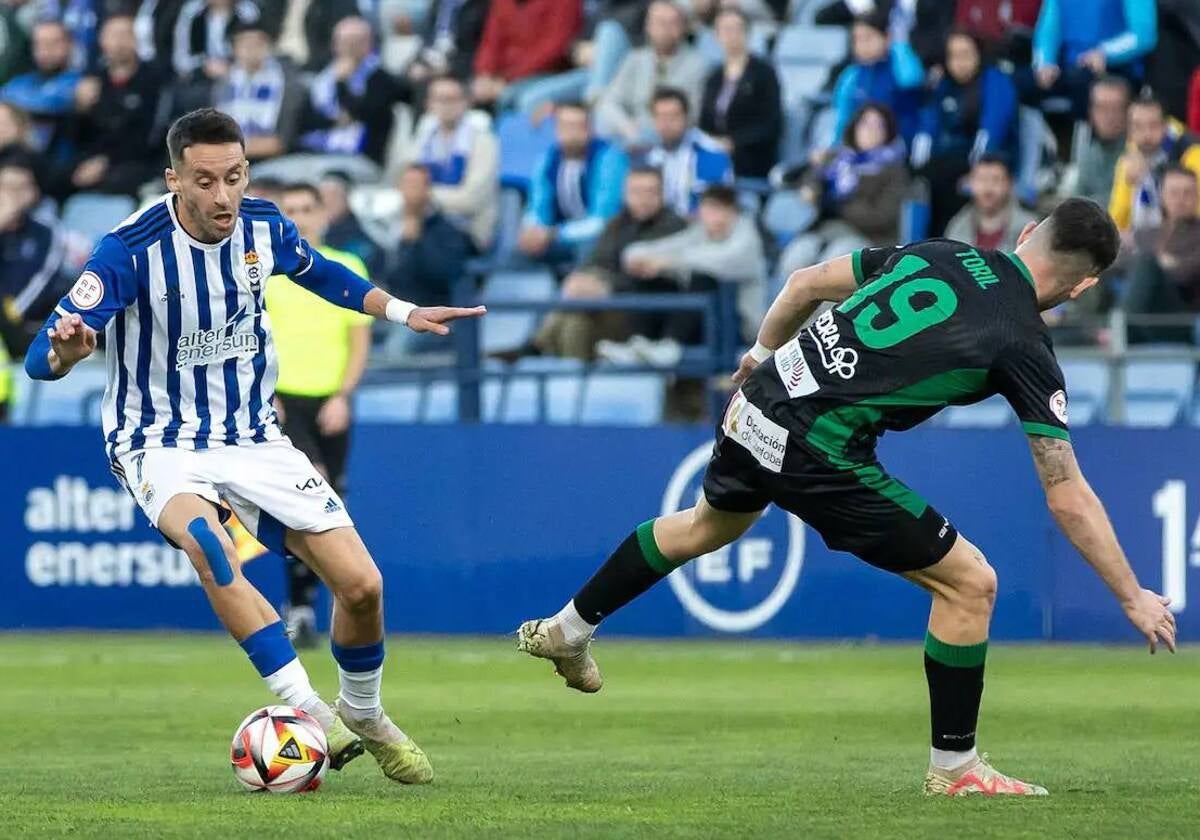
[1029, 436, 1077, 488]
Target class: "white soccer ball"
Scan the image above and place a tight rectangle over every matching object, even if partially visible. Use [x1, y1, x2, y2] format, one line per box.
[230, 705, 329, 793]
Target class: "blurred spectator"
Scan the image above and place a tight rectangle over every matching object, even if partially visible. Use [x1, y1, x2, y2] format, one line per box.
[780, 103, 908, 278]
[297, 0, 366, 71]
[518, 100, 628, 263]
[1027, 0, 1156, 118]
[249, 173, 285, 202]
[830, 12, 924, 146]
[1190, 68, 1200, 136]
[65, 14, 164, 197]
[471, 0, 582, 111]
[955, 0, 1041, 64]
[1148, 0, 1200, 123]
[407, 73, 498, 252]
[521, 165, 687, 361]
[171, 0, 260, 80]
[134, 0, 188, 68]
[598, 183, 765, 363]
[944, 154, 1036, 251]
[0, 101, 32, 159]
[405, 0, 490, 89]
[298, 15, 408, 165]
[569, 0, 649, 106]
[1123, 165, 1200, 342]
[644, 87, 732, 218]
[383, 164, 470, 306]
[816, 0, 955, 69]
[0, 154, 63, 366]
[0, 20, 81, 168]
[697, 6, 780, 180]
[1067, 75, 1130, 206]
[318, 170, 386, 277]
[0, 0, 32, 85]
[595, 0, 706, 146]
[914, 28, 1018, 235]
[39, 0, 101, 70]
[1109, 95, 1200, 235]
[215, 19, 303, 161]
[266, 181, 372, 639]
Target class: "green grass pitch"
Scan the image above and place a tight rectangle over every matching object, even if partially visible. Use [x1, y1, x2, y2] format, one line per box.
[1, 634, 1197, 839]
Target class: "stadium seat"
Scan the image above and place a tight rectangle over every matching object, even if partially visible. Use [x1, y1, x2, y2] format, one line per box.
[1123, 358, 1196, 427]
[25, 360, 107, 425]
[422, 380, 458, 423]
[773, 25, 847, 66]
[579, 373, 666, 426]
[1060, 358, 1109, 425]
[806, 106, 838, 152]
[939, 394, 1013, 429]
[1016, 107, 1055, 206]
[501, 357, 584, 424]
[763, 189, 818, 243]
[777, 64, 831, 106]
[480, 269, 556, 354]
[353, 383, 422, 423]
[497, 112, 556, 192]
[61, 194, 136, 249]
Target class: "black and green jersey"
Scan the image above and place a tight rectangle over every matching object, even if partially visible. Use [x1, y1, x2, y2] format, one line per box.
[742, 239, 1070, 469]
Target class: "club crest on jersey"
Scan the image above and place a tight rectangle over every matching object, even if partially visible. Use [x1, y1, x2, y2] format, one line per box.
[243, 250, 262, 286]
[139, 480, 155, 505]
[68, 271, 104, 310]
[175, 305, 260, 369]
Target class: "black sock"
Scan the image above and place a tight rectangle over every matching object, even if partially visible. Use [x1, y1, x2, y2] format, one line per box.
[923, 631, 987, 753]
[573, 520, 680, 624]
[287, 557, 320, 610]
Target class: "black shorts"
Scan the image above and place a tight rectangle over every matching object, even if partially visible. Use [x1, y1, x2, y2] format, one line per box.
[277, 393, 350, 494]
[702, 429, 957, 574]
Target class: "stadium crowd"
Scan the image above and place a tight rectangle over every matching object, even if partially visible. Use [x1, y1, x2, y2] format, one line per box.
[3, 0, 1200, 420]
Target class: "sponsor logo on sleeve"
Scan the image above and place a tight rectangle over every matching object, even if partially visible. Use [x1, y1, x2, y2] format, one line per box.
[1049, 389, 1068, 424]
[722, 391, 788, 473]
[774, 337, 819, 398]
[806, 310, 859, 379]
[68, 271, 104, 310]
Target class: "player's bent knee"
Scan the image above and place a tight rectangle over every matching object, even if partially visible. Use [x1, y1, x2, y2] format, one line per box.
[951, 557, 998, 613]
[335, 568, 383, 614]
[184, 517, 236, 587]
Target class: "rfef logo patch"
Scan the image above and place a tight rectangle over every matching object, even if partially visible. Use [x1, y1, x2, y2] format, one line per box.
[1049, 389, 1068, 425]
[68, 271, 104, 310]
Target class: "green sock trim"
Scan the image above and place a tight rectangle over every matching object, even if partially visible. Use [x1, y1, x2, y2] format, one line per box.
[924, 631, 988, 668]
[636, 520, 676, 575]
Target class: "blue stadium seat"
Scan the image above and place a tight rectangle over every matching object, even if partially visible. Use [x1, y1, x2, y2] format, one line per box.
[501, 357, 584, 423]
[1016, 107, 1053, 206]
[777, 64, 831, 106]
[806, 106, 838, 152]
[480, 269, 556, 354]
[354, 383, 421, 423]
[25, 361, 107, 425]
[1124, 358, 1196, 427]
[579, 373, 666, 426]
[422, 381, 458, 423]
[61, 194, 136, 249]
[497, 112, 556, 192]
[1060, 358, 1109, 426]
[773, 25, 848, 66]
[939, 395, 1012, 429]
[763, 189, 818, 243]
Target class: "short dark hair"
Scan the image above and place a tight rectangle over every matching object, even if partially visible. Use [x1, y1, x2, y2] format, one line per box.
[0, 151, 37, 180]
[1129, 93, 1164, 117]
[853, 11, 890, 36]
[167, 108, 244, 167]
[700, 184, 739, 209]
[1092, 74, 1132, 99]
[973, 152, 1013, 177]
[651, 87, 690, 116]
[1161, 165, 1198, 184]
[1045, 197, 1120, 277]
[229, 17, 273, 40]
[281, 182, 322, 204]
[249, 175, 285, 198]
[714, 5, 749, 27]
[555, 100, 590, 117]
[428, 72, 466, 91]
[627, 165, 663, 182]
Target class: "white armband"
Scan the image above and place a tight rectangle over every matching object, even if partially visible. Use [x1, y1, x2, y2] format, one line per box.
[748, 342, 774, 363]
[385, 298, 417, 326]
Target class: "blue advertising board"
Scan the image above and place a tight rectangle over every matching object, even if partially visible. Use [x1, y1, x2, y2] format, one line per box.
[2, 425, 1198, 642]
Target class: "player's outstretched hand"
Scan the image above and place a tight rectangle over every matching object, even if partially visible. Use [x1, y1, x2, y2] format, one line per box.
[1121, 588, 1177, 654]
[47, 313, 97, 368]
[407, 305, 487, 336]
[731, 351, 761, 386]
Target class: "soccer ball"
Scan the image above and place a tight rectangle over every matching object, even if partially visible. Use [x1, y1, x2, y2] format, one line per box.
[230, 705, 329, 793]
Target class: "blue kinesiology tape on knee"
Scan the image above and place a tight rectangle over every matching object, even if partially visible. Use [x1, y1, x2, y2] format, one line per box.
[188, 517, 233, 586]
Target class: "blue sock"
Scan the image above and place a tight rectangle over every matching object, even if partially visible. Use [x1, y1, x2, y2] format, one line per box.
[240, 621, 297, 677]
[331, 639, 385, 715]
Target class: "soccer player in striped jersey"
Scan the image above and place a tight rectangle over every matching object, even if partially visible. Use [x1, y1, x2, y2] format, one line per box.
[24, 109, 484, 785]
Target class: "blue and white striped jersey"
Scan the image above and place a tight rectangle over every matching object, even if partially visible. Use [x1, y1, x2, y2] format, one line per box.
[53, 194, 316, 461]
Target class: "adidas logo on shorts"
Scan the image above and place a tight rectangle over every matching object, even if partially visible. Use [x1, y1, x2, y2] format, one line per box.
[324, 497, 341, 514]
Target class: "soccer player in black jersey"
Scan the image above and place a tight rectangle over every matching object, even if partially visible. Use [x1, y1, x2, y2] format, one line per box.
[518, 198, 1178, 796]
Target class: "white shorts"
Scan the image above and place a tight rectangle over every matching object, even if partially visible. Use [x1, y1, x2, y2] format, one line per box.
[115, 439, 354, 554]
